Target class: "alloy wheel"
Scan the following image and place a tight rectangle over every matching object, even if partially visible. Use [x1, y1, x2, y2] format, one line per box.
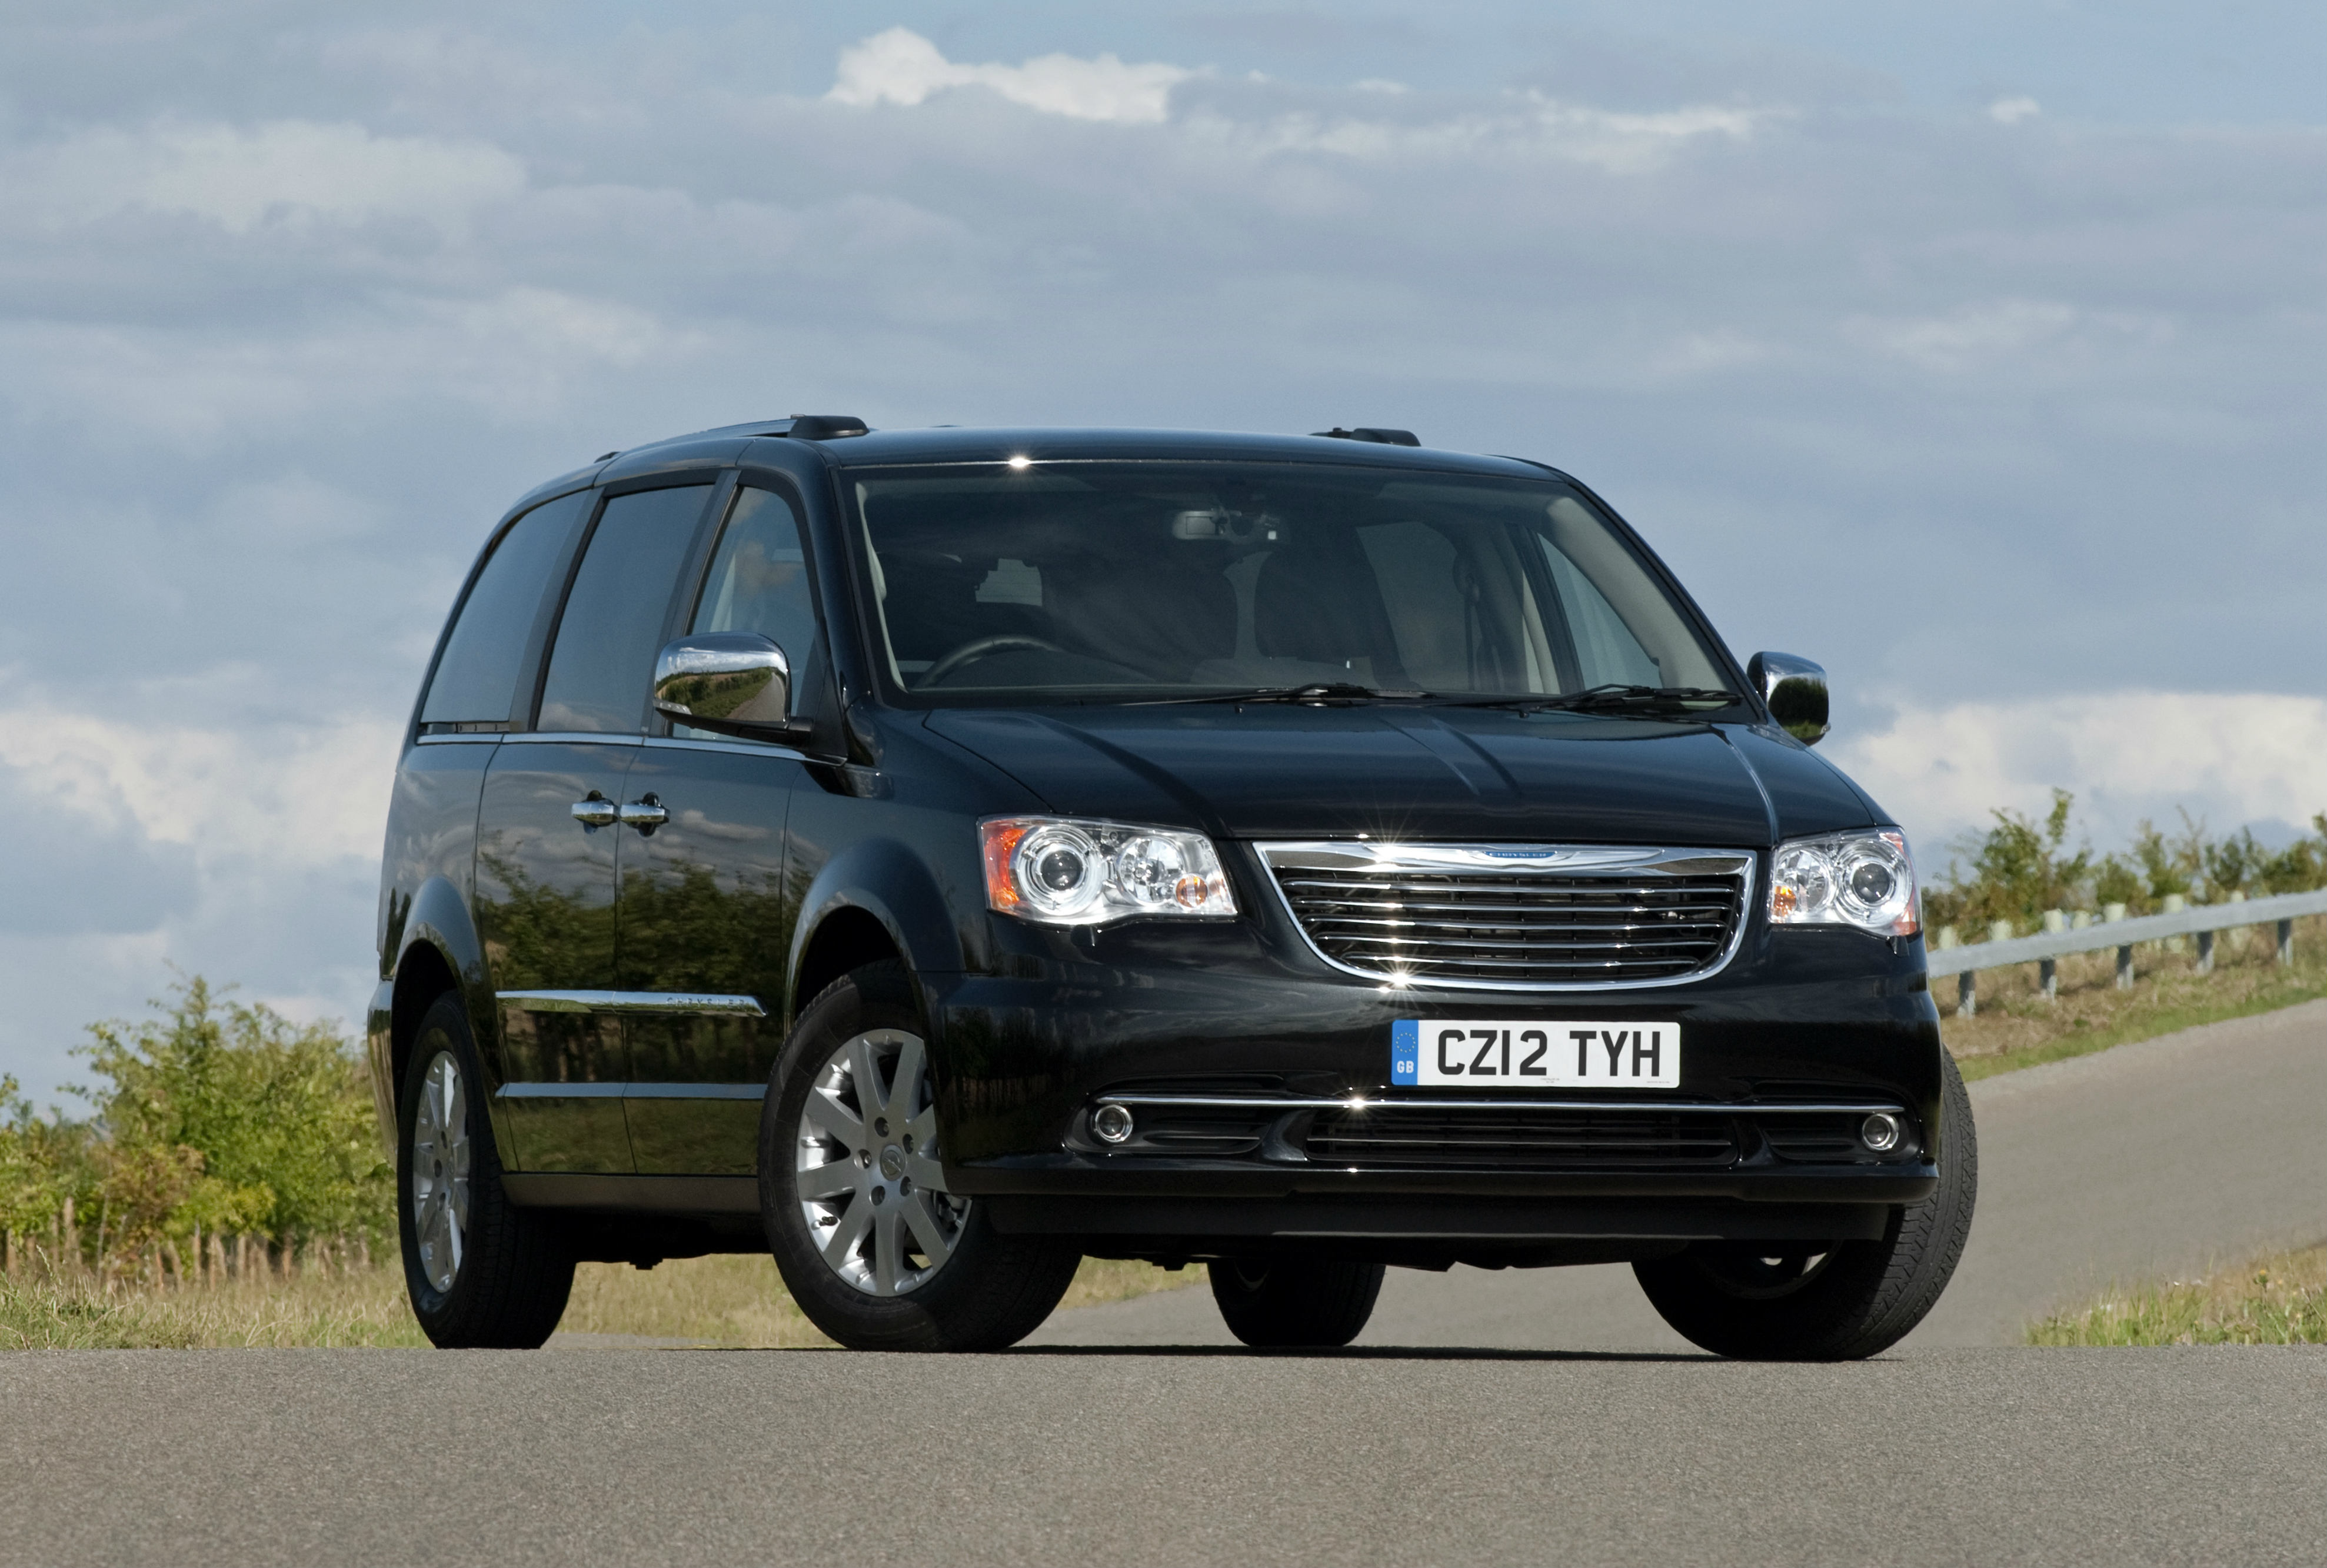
[793, 1028, 967, 1296]
[411, 1049, 471, 1293]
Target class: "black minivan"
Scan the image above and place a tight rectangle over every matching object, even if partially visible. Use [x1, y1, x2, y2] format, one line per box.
[369, 418, 1973, 1357]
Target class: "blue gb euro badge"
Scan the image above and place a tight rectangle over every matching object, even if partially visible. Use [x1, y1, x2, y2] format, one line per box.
[1391, 1019, 1419, 1084]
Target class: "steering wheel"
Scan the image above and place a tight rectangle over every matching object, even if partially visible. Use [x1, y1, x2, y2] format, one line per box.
[918, 634, 1067, 687]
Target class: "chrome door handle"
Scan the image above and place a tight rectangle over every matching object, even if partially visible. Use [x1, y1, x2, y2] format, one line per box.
[618, 795, 668, 831]
[570, 795, 618, 828]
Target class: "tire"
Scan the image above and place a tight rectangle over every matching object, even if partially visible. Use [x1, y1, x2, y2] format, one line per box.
[1633, 1048, 1979, 1360]
[398, 991, 575, 1349]
[1209, 1255, 1386, 1348]
[760, 962, 1081, 1351]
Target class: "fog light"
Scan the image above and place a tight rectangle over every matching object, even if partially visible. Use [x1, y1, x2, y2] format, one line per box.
[1860, 1112, 1902, 1152]
[1091, 1103, 1136, 1145]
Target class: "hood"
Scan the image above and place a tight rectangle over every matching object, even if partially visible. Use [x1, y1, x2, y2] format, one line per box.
[924, 705, 1879, 847]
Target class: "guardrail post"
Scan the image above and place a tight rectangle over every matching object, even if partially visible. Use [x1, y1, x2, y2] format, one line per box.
[2039, 957, 2058, 998]
[2116, 943, 2134, 990]
[2196, 928, 2215, 974]
[1957, 970, 1976, 1018]
[2281, 918, 2296, 966]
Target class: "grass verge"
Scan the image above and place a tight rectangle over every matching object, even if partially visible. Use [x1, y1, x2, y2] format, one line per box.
[1940, 914, 2327, 1082]
[1, 1253, 1200, 1351]
[0, 1269, 427, 1349]
[2028, 1243, 2327, 1346]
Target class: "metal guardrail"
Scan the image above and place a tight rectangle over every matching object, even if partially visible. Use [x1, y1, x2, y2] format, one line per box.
[1923, 887, 2327, 1016]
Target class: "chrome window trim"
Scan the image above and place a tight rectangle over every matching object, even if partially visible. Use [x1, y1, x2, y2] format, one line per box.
[500, 732, 648, 747]
[1256, 840, 1758, 992]
[498, 989, 766, 1016]
[643, 734, 810, 763]
[496, 1081, 766, 1101]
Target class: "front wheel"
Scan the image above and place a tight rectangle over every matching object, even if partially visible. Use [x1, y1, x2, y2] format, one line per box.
[1633, 1049, 1979, 1360]
[398, 991, 575, 1348]
[760, 963, 1080, 1351]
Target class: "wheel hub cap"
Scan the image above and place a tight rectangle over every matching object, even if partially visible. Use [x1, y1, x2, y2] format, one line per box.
[410, 1050, 470, 1294]
[793, 1028, 968, 1297]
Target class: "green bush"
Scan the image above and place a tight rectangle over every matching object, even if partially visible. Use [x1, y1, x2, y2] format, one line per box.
[1, 977, 389, 1280]
[1922, 797, 2327, 934]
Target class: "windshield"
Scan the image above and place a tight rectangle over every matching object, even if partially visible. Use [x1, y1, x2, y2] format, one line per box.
[849, 461, 1734, 706]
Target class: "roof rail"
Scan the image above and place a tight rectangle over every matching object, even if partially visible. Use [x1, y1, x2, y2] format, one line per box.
[786, 414, 870, 440]
[1313, 427, 1419, 447]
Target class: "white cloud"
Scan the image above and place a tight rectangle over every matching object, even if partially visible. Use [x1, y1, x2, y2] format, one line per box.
[828, 27, 1191, 124]
[1847, 299, 2080, 372]
[1988, 96, 2042, 125]
[3, 119, 525, 234]
[1191, 91, 1772, 174]
[1830, 691, 2327, 864]
[0, 675, 398, 873]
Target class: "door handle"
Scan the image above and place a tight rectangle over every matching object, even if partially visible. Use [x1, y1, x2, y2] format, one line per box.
[618, 795, 669, 833]
[570, 794, 617, 828]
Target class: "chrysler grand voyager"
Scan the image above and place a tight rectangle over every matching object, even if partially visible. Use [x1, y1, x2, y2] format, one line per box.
[369, 418, 1974, 1357]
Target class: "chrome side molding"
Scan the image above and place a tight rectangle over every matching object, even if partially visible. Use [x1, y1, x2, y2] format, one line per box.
[496, 1081, 767, 1100]
[497, 990, 767, 1017]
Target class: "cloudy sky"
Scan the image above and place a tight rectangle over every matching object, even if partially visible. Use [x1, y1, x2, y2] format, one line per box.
[1, 1, 2320, 1101]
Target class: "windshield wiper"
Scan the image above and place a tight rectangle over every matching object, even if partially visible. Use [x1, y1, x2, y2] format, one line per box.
[1450, 684, 1743, 714]
[1126, 682, 1427, 707]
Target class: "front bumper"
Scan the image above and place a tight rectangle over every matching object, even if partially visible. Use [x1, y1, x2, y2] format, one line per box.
[926, 919, 1947, 1240]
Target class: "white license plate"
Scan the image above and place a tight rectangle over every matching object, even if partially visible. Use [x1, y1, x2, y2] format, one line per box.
[1391, 1020, 1681, 1089]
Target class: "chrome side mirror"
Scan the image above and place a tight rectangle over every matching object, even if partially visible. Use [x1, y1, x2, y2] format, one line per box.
[653, 634, 810, 744]
[1746, 651, 1830, 745]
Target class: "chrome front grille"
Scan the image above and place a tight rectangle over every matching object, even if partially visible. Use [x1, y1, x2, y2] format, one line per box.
[1259, 842, 1754, 989]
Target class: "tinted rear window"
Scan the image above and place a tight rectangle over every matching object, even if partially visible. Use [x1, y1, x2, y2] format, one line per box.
[420, 490, 590, 727]
[537, 485, 713, 734]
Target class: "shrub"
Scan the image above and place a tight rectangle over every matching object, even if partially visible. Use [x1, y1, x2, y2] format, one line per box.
[1923, 797, 2327, 933]
[2, 977, 390, 1282]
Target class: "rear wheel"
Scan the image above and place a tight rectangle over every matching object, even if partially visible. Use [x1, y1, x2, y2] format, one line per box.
[398, 991, 575, 1348]
[1210, 1254, 1386, 1348]
[760, 963, 1080, 1351]
[1634, 1050, 1979, 1359]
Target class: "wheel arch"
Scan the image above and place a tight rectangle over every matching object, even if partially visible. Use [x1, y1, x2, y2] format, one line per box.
[785, 837, 965, 1030]
[387, 875, 502, 1124]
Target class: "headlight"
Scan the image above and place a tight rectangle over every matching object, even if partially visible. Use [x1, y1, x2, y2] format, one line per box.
[980, 817, 1237, 925]
[1769, 829, 1919, 936]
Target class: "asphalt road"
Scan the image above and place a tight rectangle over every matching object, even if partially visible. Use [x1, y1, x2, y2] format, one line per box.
[4, 1346, 2323, 1566]
[4, 1004, 2322, 1567]
[1027, 999, 2327, 1352]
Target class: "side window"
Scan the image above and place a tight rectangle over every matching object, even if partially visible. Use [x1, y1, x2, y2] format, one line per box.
[690, 486, 819, 658]
[537, 485, 713, 734]
[420, 490, 590, 727]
